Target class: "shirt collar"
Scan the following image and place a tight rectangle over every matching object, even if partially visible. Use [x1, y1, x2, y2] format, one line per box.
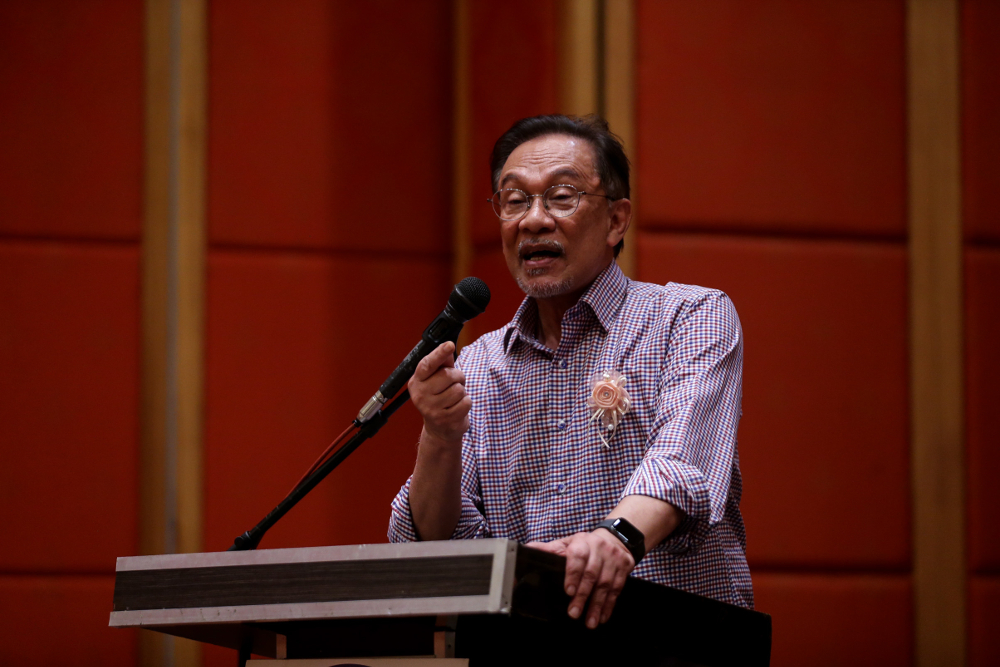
[502, 260, 629, 354]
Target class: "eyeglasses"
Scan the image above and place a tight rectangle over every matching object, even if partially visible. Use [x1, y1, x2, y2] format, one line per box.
[488, 184, 616, 222]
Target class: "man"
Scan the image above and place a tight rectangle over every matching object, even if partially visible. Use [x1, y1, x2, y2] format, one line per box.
[389, 115, 752, 630]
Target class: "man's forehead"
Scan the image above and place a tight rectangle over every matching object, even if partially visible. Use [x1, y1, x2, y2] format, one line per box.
[500, 134, 598, 185]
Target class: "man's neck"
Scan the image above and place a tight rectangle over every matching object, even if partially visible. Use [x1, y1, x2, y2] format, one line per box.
[533, 261, 613, 351]
[534, 290, 581, 351]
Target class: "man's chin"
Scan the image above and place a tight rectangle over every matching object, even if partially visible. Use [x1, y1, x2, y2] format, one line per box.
[516, 273, 575, 299]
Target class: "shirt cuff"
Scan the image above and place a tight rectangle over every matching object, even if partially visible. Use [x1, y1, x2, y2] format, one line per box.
[388, 477, 492, 542]
[621, 457, 714, 554]
[452, 495, 491, 540]
[388, 478, 420, 543]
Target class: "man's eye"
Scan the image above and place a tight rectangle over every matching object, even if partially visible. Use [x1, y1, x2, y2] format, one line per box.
[506, 195, 526, 205]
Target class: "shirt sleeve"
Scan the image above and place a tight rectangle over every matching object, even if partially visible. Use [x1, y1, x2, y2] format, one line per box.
[387, 356, 492, 543]
[620, 290, 743, 554]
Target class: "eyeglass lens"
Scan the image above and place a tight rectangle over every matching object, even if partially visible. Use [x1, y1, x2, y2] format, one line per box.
[492, 185, 582, 221]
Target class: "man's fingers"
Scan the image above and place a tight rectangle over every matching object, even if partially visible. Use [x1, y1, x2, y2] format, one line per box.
[431, 367, 466, 392]
[568, 547, 601, 620]
[585, 584, 609, 629]
[585, 559, 619, 629]
[437, 383, 467, 410]
[411, 367, 466, 405]
[597, 565, 629, 625]
[599, 591, 619, 625]
[412, 342, 456, 382]
[525, 539, 569, 556]
[562, 535, 589, 598]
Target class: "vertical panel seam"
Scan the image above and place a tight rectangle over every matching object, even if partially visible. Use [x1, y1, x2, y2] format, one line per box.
[141, 0, 206, 664]
[907, 0, 966, 664]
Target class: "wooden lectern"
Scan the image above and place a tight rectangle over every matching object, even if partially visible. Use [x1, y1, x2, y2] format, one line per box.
[110, 539, 771, 666]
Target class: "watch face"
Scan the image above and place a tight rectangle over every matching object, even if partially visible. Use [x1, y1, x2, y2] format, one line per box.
[612, 518, 641, 543]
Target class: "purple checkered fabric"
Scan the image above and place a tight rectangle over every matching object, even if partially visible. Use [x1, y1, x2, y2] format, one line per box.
[389, 261, 753, 608]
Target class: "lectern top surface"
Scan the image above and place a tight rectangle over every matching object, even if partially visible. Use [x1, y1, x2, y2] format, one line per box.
[115, 538, 517, 572]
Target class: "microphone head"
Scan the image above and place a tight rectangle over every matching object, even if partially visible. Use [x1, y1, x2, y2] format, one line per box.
[450, 277, 491, 320]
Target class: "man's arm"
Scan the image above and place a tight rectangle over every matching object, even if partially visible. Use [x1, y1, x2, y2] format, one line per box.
[406, 342, 470, 541]
[530, 290, 743, 628]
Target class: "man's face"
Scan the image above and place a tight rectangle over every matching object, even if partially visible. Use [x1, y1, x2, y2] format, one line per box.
[496, 134, 628, 300]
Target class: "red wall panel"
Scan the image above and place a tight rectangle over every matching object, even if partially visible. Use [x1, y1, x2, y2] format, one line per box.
[970, 575, 1000, 667]
[0, 575, 135, 666]
[0, 0, 142, 241]
[966, 248, 1000, 572]
[203, 251, 450, 552]
[467, 247, 527, 340]
[0, 241, 139, 571]
[638, 233, 910, 569]
[469, 0, 560, 246]
[635, 0, 906, 236]
[208, 0, 452, 253]
[754, 573, 912, 667]
[463, 0, 560, 342]
[962, 0, 1000, 242]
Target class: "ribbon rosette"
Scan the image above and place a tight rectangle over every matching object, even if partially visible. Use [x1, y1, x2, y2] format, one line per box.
[587, 370, 632, 448]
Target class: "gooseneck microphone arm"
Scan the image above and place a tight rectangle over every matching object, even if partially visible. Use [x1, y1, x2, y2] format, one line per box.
[227, 277, 491, 552]
[228, 390, 410, 551]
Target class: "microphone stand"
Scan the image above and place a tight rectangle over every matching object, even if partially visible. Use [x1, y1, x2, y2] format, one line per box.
[227, 389, 411, 551]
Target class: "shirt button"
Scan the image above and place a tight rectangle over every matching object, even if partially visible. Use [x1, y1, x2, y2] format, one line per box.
[560, 360, 568, 369]
[557, 419, 567, 430]
[556, 483, 566, 495]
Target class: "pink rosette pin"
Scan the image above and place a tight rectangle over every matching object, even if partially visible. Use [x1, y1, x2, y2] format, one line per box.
[587, 370, 632, 448]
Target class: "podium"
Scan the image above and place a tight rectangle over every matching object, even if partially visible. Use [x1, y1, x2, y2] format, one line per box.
[110, 539, 771, 666]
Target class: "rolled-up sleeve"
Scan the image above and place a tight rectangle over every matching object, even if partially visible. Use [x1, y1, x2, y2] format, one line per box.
[388, 365, 492, 542]
[620, 291, 743, 553]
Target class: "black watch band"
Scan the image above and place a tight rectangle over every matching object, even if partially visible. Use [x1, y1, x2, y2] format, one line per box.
[596, 517, 645, 565]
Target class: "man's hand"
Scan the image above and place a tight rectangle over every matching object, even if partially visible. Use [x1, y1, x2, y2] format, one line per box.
[526, 529, 635, 629]
[407, 341, 470, 541]
[408, 341, 470, 444]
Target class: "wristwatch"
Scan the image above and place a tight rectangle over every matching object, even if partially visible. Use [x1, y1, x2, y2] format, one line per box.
[596, 517, 645, 565]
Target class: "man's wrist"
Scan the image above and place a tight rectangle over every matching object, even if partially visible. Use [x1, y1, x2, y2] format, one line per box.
[417, 428, 463, 455]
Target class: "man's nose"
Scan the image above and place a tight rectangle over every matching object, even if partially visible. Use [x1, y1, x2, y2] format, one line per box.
[519, 196, 555, 233]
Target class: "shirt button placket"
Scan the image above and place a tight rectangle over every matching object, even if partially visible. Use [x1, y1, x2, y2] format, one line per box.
[553, 348, 573, 505]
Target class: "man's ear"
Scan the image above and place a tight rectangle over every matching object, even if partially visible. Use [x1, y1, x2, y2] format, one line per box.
[606, 198, 632, 249]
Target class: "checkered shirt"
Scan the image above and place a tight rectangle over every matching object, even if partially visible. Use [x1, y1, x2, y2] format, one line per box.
[389, 261, 753, 608]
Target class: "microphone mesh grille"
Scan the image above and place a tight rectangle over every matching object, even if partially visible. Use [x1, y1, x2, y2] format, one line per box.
[455, 277, 491, 312]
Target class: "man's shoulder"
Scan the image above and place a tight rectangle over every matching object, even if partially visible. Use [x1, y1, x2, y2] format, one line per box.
[625, 279, 736, 317]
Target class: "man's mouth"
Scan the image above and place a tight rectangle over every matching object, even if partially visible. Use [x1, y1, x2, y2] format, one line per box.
[523, 249, 561, 261]
[519, 240, 564, 266]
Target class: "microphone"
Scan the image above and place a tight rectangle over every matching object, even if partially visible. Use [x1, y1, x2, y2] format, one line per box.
[355, 277, 491, 424]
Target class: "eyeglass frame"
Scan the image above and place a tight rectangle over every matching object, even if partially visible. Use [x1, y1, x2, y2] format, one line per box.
[487, 183, 619, 223]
